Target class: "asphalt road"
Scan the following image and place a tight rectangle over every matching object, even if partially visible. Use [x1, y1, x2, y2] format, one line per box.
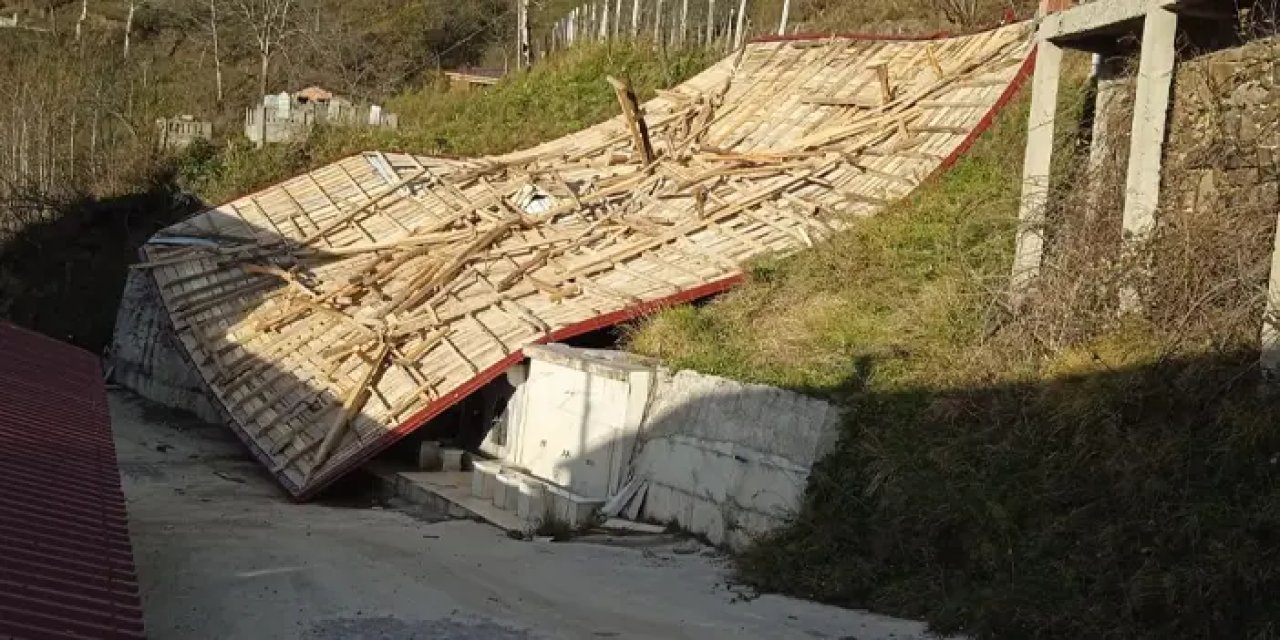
[113, 390, 930, 640]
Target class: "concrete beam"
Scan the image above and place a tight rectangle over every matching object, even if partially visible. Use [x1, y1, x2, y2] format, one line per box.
[1010, 37, 1065, 303]
[1118, 3, 1178, 312]
[1042, 0, 1149, 46]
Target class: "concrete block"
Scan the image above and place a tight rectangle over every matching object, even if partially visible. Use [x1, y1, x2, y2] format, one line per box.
[492, 473, 521, 511]
[441, 448, 465, 472]
[546, 485, 604, 529]
[516, 479, 548, 524]
[417, 442, 443, 471]
[471, 460, 501, 499]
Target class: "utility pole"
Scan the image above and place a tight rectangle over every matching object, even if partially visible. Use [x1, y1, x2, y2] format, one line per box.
[777, 0, 790, 35]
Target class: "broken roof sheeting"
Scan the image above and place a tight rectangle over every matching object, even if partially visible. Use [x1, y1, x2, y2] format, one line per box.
[140, 24, 1034, 498]
[0, 322, 145, 639]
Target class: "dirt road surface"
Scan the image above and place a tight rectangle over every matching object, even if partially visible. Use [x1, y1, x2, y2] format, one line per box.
[113, 391, 930, 640]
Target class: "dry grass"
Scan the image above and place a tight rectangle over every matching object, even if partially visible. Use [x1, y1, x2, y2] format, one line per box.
[627, 38, 1280, 639]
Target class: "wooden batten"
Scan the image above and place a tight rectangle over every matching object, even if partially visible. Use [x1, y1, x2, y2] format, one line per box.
[138, 23, 1035, 497]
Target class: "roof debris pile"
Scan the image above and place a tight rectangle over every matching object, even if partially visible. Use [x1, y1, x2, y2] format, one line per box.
[137, 24, 1033, 498]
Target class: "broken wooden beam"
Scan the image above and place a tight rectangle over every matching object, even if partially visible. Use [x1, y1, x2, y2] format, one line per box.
[607, 75, 656, 165]
[867, 61, 892, 105]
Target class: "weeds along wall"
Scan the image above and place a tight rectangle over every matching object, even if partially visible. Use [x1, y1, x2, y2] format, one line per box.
[1155, 38, 1280, 347]
[1027, 35, 1280, 356]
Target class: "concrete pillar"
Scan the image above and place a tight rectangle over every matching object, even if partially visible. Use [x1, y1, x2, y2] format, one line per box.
[1009, 36, 1064, 303]
[1260, 220, 1280, 379]
[1085, 54, 1131, 220]
[1118, 2, 1178, 312]
[1088, 56, 1127, 178]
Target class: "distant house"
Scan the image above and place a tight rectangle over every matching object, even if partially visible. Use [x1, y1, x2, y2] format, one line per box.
[155, 115, 213, 150]
[443, 68, 505, 90]
[245, 86, 398, 145]
[0, 10, 50, 32]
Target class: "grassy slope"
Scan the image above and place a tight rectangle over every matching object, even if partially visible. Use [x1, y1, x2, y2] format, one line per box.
[626, 72, 1280, 638]
[628, 97, 1025, 394]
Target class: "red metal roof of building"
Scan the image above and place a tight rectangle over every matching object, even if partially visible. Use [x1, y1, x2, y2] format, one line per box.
[0, 322, 145, 639]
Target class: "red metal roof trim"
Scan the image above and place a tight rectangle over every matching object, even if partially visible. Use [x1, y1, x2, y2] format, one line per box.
[0, 322, 145, 640]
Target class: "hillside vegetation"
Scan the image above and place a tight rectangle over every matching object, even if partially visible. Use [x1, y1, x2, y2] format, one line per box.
[627, 50, 1280, 640]
[181, 43, 713, 204]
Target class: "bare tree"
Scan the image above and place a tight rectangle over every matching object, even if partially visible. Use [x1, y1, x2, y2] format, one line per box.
[733, 0, 746, 48]
[705, 0, 715, 44]
[679, 0, 689, 45]
[123, 0, 137, 58]
[210, 0, 223, 103]
[654, 0, 665, 43]
[75, 0, 87, 42]
[232, 0, 297, 99]
[517, 0, 531, 68]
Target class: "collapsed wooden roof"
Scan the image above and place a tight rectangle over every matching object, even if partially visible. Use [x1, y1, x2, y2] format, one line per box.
[139, 23, 1034, 498]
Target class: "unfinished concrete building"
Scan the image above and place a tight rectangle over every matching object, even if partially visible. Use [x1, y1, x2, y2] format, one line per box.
[245, 86, 399, 146]
[155, 116, 213, 150]
[1010, 0, 1280, 372]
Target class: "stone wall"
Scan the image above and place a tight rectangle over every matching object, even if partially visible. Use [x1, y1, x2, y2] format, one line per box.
[1164, 38, 1280, 225]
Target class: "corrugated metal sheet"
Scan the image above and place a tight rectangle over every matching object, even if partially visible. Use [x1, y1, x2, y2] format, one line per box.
[0, 322, 145, 640]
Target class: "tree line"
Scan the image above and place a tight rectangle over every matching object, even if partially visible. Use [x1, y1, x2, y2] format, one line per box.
[0, 0, 508, 239]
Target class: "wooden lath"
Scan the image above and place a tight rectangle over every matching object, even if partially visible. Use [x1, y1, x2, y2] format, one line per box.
[139, 23, 1034, 498]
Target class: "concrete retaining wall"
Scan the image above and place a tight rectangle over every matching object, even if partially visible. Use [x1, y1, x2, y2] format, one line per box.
[109, 270, 224, 424]
[488, 345, 842, 550]
[632, 370, 840, 550]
